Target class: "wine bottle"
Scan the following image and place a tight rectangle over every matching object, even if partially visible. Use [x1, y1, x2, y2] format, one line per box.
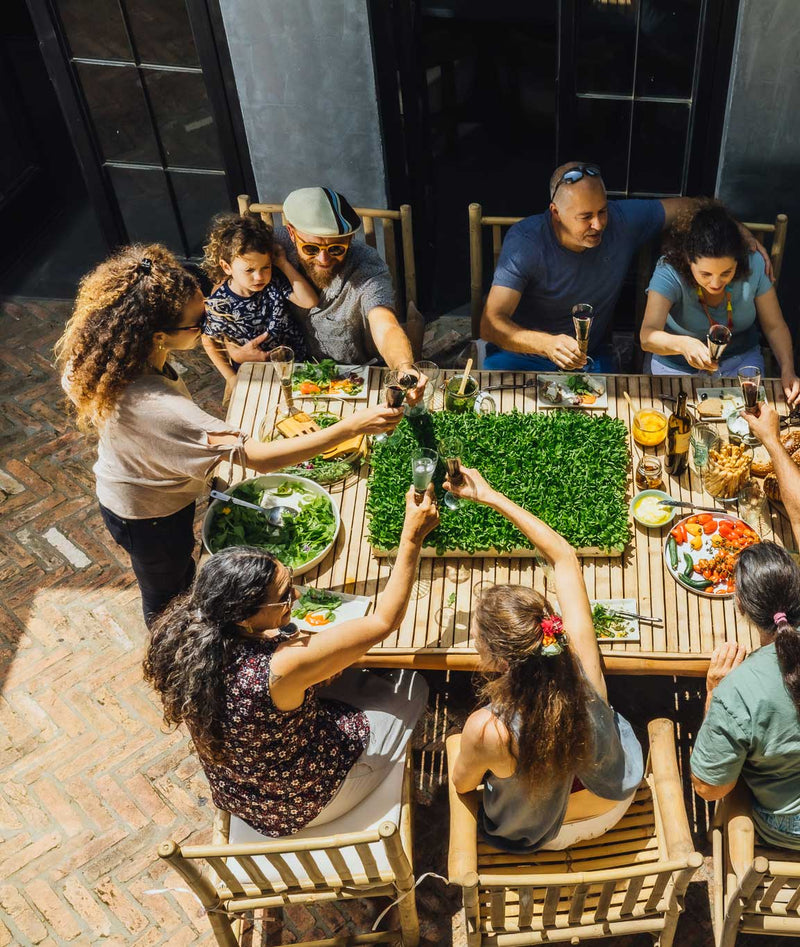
[665, 390, 692, 476]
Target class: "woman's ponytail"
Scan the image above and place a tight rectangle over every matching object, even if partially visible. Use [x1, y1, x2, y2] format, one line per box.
[774, 612, 800, 714]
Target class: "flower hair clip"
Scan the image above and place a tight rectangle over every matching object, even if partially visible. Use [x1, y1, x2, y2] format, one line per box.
[540, 614, 567, 657]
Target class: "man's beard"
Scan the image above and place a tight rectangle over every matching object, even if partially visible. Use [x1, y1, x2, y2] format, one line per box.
[299, 256, 346, 289]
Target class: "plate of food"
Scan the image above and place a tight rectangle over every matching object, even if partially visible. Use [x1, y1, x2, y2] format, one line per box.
[664, 513, 760, 598]
[292, 360, 368, 399]
[203, 474, 340, 575]
[591, 599, 640, 642]
[291, 585, 372, 632]
[694, 386, 764, 421]
[537, 374, 608, 409]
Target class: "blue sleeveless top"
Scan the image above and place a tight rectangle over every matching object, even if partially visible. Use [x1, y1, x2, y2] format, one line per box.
[479, 684, 643, 852]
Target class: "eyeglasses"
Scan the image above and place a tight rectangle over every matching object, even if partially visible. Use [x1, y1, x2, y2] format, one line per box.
[550, 164, 602, 200]
[261, 568, 295, 608]
[299, 242, 349, 258]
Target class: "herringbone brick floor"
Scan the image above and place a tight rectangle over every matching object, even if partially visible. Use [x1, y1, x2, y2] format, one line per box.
[0, 296, 788, 946]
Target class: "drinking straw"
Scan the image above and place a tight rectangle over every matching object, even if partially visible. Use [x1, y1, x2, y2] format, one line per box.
[457, 358, 474, 396]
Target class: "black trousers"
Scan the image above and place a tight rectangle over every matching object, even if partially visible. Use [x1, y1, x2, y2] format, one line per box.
[99, 501, 197, 626]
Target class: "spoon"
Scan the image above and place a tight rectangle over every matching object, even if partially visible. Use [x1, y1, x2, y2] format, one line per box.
[210, 490, 295, 527]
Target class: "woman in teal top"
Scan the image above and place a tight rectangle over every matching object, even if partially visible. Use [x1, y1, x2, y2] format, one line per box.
[691, 404, 800, 849]
[640, 202, 799, 406]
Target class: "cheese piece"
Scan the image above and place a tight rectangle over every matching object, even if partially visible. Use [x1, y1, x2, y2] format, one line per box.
[322, 433, 365, 460]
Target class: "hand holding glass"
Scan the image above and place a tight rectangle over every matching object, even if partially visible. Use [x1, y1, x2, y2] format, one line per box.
[738, 366, 762, 416]
[439, 436, 464, 509]
[411, 448, 438, 495]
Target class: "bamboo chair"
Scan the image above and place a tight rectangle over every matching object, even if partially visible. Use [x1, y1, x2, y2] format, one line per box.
[447, 718, 702, 947]
[238, 195, 417, 315]
[742, 213, 789, 287]
[468, 203, 523, 340]
[158, 748, 419, 946]
[711, 780, 800, 946]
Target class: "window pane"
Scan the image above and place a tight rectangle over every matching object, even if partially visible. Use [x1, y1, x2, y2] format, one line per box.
[125, 0, 200, 68]
[635, 0, 701, 99]
[143, 70, 224, 169]
[107, 165, 183, 251]
[572, 98, 631, 193]
[55, 0, 131, 61]
[170, 170, 230, 257]
[575, 0, 636, 95]
[628, 101, 689, 193]
[76, 63, 160, 164]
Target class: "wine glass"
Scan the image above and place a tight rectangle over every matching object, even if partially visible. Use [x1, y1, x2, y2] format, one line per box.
[409, 360, 441, 415]
[571, 303, 594, 372]
[738, 365, 762, 416]
[439, 436, 464, 510]
[705, 324, 731, 380]
[270, 346, 295, 409]
[374, 370, 406, 443]
[411, 447, 438, 495]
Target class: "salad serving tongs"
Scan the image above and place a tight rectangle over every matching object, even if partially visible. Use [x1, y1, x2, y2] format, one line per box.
[658, 499, 730, 514]
[606, 609, 664, 626]
[210, 489, 294, 526]
[480, 379, 538, 393]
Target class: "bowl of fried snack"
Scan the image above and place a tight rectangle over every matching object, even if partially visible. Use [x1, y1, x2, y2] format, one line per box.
[703, 441, 752, 501]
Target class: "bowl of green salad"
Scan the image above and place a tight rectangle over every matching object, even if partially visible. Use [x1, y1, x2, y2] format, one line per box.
[203, 474, 340, 575]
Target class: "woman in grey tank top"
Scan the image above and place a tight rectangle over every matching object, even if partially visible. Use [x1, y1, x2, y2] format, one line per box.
[446, 468, 643, 853]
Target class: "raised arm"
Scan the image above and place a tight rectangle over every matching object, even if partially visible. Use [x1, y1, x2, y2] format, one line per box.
[268, 486, 439, 709]
[755, 288, 800, 406]
[367, 307, 426, 405]
[745, 402, 800, 542]
[480, 285, 587, 370]
[445, 468, 606, 700]
[272, 242, 318, 309]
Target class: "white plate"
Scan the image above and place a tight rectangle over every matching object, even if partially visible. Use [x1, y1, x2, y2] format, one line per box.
[291, 585, 372, 633]
[291, 364, 369, 400]
[591, 598, 640, 642]
[202, 474, 341, 576]
[537, 374, 608, 410]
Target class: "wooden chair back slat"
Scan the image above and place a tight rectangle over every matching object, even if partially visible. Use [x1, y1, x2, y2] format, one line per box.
[295, 850, 329, 888]
[621, 872, 645, 915]
[568, 882, 590, 924]
[207, 855, 247, 897]
[742, 213, 789, 286]
[517, 885, 534, 928]
[783, 881, 800, 914]
[265, 852, 302, 889]
[235, 854, 273, 891]
[467, 202, 524, 338]
[490, 889, 506, 929]
[761, 874, 790, 909]
[542, 884, 561, 926]
[354, 842, 381, 881]
[594, 879, 617, 921]
[326, 847, 356, 885]
[644, 869, 671, 913]
[237, 195, 417, 310]
[491, 225, 503, 271]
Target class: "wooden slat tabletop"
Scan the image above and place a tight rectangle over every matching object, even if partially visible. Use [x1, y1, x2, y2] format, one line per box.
[225, 364, 795, 677]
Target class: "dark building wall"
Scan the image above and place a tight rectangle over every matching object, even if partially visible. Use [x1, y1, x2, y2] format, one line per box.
[716, 0, 800, 345]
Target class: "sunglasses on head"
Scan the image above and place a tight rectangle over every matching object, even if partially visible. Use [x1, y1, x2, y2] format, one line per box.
[551, 164, 602, 200]
[299, 242, 349, 258]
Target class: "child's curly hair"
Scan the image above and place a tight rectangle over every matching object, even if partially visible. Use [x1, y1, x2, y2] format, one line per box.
[203, 213, 274, 285]
[662, 198, 751, 286]
[55, 244, 198, 432]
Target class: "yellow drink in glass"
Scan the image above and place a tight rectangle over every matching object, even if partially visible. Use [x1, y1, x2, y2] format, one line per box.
[632, 409, 668, 447]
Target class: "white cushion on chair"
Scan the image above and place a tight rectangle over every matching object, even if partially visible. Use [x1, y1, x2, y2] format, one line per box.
[226, 755, 406, 886]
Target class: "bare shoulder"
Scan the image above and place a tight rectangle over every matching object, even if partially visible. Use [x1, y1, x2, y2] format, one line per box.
[462, 706, 510, 754]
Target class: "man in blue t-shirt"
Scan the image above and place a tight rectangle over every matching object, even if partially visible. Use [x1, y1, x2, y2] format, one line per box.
[481, 162, 693, 372]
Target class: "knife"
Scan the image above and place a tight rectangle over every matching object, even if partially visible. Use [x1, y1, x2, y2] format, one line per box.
[658, 499, 730, 514]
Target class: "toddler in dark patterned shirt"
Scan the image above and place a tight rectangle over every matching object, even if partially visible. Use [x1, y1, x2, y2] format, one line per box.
[201, 213, 318, 388]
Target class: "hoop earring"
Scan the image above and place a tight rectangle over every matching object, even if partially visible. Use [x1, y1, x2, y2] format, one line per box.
[157, 341, 166, 352]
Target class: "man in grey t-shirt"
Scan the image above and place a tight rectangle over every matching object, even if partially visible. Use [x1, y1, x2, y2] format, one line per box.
[229, 187, 420, 385]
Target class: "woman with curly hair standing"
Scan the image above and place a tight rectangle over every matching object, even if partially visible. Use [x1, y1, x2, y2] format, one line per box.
[446, 468, 643, 852]
[56, 245, 402, 624]
[640, 201, 799, 405]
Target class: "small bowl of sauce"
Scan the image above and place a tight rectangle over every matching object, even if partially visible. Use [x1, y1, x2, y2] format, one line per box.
[630, 489, 675, 528]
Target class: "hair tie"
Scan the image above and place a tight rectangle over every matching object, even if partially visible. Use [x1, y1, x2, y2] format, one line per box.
[139, 258, 152, 275]
[540, 614, 567, 657]
[774, 612, 789, 626]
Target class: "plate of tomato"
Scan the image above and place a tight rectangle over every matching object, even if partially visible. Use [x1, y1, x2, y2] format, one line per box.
[664, 512, 760, 598]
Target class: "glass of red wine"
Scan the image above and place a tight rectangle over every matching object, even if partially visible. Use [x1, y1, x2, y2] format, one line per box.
[374, 370, 406, 443]
[738, 365, 762, 416]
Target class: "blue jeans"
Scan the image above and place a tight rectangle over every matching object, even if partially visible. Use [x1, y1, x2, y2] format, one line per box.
[649, 345, 765, 377]
[484, 342, 618, 374]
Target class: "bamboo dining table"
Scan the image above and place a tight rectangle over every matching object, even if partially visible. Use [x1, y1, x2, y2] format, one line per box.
[224, 363, 795, 677]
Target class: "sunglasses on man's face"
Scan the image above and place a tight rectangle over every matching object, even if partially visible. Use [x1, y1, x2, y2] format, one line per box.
[299, 242, 349, 258]
[551, 165, 602, 200]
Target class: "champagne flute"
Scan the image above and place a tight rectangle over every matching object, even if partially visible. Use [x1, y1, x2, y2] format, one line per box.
[411, 447, 438, 495]
[571, 303, 594, 371]
[374, 370, 406, 443]
[738, 365, 762, 416]
[706, 325, 731, 379]
[440, 436, 464, 510]
[270, 346, 295, 410]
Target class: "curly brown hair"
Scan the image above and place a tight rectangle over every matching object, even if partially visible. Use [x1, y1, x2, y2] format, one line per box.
[55, 244, 198, 431]
[662, 199, 751, 286]
[475, 585, 594, 794]
[143, 546, 280, 764]
[202, 213, 274, 285]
